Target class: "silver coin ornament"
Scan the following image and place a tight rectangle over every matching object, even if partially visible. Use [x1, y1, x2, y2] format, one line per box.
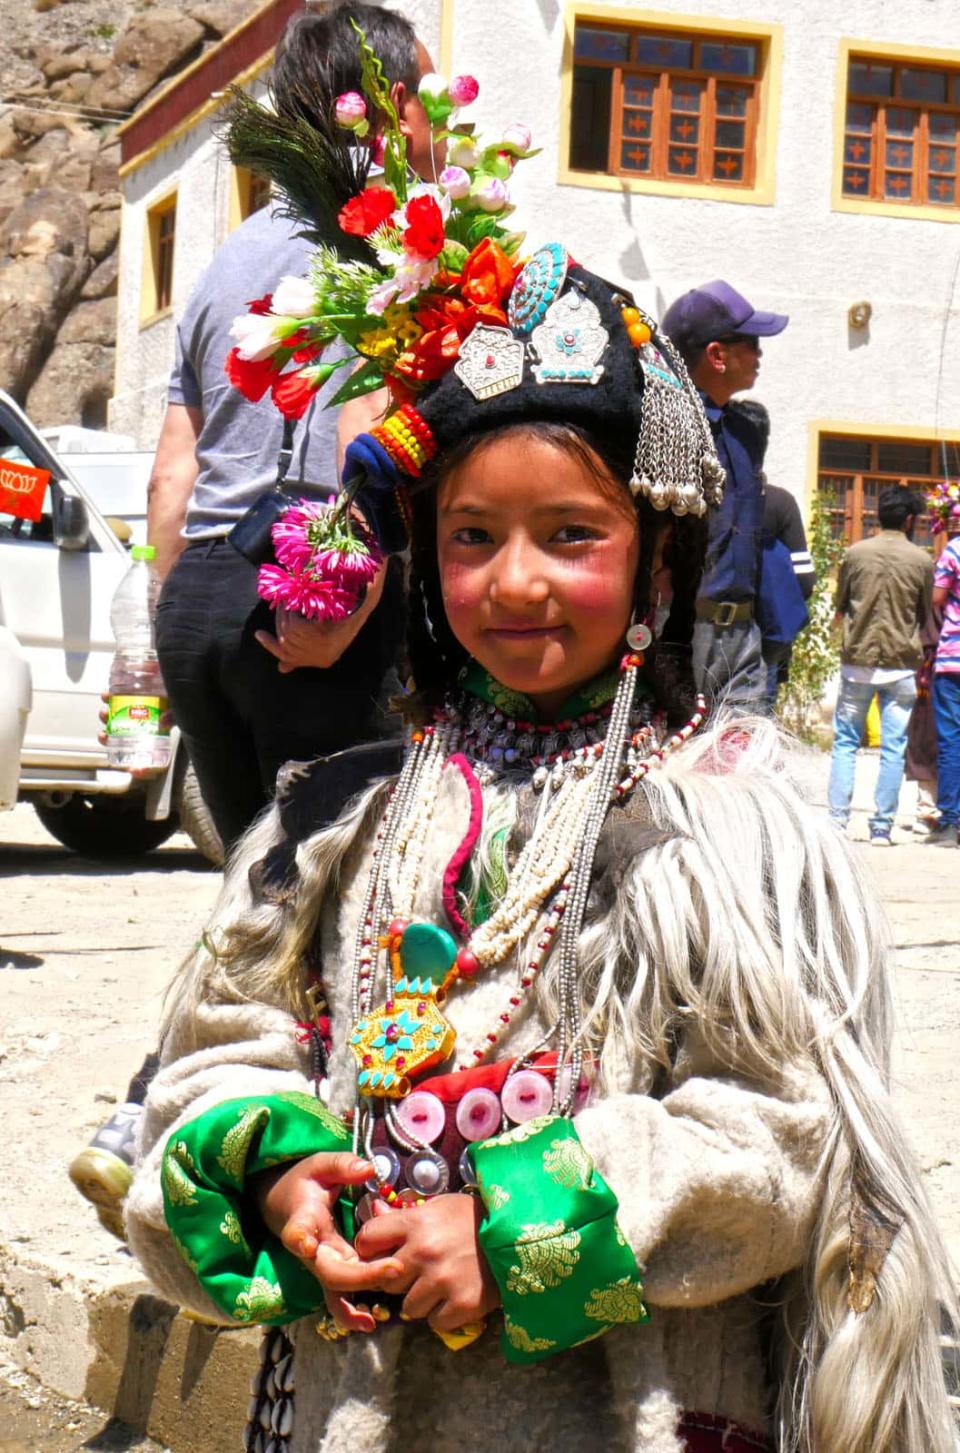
[626, 622, 652, 652]
[454, 323, 525, 400]
[406, 1147, 451, 1197]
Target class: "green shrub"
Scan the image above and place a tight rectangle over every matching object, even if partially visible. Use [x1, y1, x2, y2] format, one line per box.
[776, 491, 844, 743]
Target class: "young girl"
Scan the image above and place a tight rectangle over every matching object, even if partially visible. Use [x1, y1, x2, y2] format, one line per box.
[127, 54, 956, 1453]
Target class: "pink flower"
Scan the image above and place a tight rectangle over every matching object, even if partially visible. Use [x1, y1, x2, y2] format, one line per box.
[474, 176, 509, 212]
[439, 165, 471, 199]
[501, 123, 532, 152]
[448, 75, 479, 107]
[335, 92, 367, 130]
[371, 133, 387, 168]
[313, 542, 382, 585]
[257, 564, 361, 621]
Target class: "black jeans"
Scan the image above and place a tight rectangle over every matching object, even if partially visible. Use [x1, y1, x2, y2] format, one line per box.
[156, 540, 404, 849]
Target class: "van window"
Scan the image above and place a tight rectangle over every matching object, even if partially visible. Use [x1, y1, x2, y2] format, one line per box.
[0, 428, 55, 543]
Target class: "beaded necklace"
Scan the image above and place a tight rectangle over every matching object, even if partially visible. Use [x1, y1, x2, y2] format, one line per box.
[346, 656, 707, 1173]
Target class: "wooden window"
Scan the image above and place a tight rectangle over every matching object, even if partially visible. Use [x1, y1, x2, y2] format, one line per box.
[232, 166, 273, 229]
[141, 193, 177, 323]
[817, 433, 960, 546]
[570, 19, 763, 188]
[842, 56, 960, 207]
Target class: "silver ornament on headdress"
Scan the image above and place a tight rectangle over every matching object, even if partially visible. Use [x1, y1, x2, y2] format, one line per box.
[454, 324, 525, 401]
[529, 288, 608, 386]
[628, 333, 725, 518]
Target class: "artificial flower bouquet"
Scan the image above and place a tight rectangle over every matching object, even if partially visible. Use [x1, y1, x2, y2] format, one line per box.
[224, 26, 536, 621]
[928, 478, 960, 533]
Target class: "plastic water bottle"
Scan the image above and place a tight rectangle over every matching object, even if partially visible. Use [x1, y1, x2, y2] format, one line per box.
[105, 544, 172, 771]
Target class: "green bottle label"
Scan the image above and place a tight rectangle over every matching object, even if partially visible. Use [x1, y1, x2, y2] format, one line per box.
[106, 694, 169, 736]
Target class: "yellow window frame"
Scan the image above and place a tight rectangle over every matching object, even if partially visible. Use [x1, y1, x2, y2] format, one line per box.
[140, 189, 178, 327]
[559, 4, 782, 206]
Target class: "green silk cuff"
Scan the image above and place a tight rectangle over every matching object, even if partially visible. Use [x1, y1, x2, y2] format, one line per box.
[466, 1115, 648, 1363]
[161, 1091, 351, 1326]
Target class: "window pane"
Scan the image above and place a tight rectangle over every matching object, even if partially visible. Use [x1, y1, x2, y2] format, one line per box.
[940, 443, 960, 474]
[570, 65, 613, 170]
[668, 146, 698, 175]
[900, 67, 947, 103]
[624, 73, 655, 106]
[670, 78, 703, 113]
[623, 109, 653, 138]
[844, 135, 872, 165]
[929, 144, 956, 174]
[820, 438, 871, 470]
[884, 171, 912, 198]
[716, 118, 745, 149]
[669, 114, 700, 143]
[637, 34, 693, 68]
[716, 84, 749, 118]
[818, 475, 855, 542]
[886, 106, 916, 138]
[843, 167, 870, 195]
[849, 61, 893, 97]
[713, 152, 744, 181]
[846, 101, 874, 132]
[700, 41, 757, 76]
[575, 26, 630, 62]
[885, 139, 914, 169]
[877, 442, 933, 475]
[929, 176, 957, 203]
[620, 141, 652, 172]
[930, 112, 960, 140]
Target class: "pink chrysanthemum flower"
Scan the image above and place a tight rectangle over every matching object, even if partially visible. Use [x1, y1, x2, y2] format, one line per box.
[256, 564, 361, 621]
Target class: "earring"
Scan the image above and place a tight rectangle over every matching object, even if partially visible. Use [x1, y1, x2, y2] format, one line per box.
[625, 621, 652, 653]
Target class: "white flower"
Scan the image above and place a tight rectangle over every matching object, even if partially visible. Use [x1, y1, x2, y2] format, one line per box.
[448, 135, 478, 169]
[366, 257, 439, 315]
[228, 312, 290, 361]
[502, 123, 533, 152]
[271, 275, 316, 319]
[439, 165, 471, 199]
[474, 176, 509, 213]
[418, 72, 449, 101]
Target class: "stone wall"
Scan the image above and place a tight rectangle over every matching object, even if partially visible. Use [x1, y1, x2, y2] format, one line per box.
[0, 0, 262, 428]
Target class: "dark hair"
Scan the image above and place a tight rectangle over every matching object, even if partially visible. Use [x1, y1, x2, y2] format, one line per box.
[729, 398, 770, 461]
[878, 485, 923, 530]
[273, 4, 419, 133]
[402, 422, 706, 725]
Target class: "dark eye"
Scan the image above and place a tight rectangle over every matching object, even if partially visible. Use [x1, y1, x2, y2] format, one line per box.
[450, 526, 492, 545]
[553, 524, 598, 543]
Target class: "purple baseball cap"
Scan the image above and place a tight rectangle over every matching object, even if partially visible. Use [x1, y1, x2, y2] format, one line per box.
[661, 280, 788, 355]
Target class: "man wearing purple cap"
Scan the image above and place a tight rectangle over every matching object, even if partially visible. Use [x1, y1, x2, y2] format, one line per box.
[662, 281, 789, 709]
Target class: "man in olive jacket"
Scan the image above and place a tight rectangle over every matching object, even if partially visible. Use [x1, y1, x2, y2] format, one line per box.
[827, 486, 932, 844]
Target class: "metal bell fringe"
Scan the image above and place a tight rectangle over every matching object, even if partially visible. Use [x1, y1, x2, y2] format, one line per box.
[629, 336, 725, 518]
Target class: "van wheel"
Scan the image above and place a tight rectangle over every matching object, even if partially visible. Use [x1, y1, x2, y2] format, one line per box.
[33, 793, 178, 858]
[175, 762, 224, 866]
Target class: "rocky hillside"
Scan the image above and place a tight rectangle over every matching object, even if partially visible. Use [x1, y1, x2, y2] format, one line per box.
[0, 0, 262, 429]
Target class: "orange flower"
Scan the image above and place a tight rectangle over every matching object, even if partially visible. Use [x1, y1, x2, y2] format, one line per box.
[460, 238, 518, 308]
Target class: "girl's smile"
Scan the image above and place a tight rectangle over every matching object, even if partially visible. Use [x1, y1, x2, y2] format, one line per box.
[436, 430, 640, 717]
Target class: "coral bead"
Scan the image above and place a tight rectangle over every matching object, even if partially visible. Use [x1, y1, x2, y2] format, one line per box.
[621, 306, 640, 326]
[628, 321, 652, 347]
[387, 917, 410, 941]
[456, 947, 481, 977]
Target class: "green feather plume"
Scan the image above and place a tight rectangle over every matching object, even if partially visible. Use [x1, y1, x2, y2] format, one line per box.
[222, 87, 373, 261]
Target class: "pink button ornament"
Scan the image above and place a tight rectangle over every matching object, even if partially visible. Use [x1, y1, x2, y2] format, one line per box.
[455, 1087, 502, 1142]
[501, 1069, 553, 1123]
[395, 1089, 446, 1145]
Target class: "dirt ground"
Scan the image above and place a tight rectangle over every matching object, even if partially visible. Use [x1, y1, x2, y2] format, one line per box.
[0, 751, 959, 1439]
[0, 1357, 165, 1453]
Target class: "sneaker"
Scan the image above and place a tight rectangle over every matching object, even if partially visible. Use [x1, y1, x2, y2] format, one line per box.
[68, 1102, 143, 1240]
[922, 823, 959, 847]
[869, 831, 893, 847]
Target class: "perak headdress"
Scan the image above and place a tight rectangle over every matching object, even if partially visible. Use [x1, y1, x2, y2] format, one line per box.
[225, 25, 724, 619]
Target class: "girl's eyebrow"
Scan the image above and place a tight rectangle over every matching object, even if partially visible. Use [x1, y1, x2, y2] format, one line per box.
[442, 500, 604, 517]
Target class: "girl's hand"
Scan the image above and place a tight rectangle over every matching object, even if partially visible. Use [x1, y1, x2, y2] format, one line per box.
[253, 1151, 402, 1333]
[354, 1193, 500, 1332]
[255, 563, 386, 673]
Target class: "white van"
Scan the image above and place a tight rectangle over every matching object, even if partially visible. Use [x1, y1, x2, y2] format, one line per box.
[0, 390, 221, 861]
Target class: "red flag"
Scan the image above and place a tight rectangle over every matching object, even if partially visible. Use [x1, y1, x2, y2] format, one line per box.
[0, 457, 50, 523]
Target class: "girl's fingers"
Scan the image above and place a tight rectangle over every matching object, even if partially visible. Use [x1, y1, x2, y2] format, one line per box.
[354, 1210, 411, 1258]
[310, 1152, 376, 1189]
[324, 1289, 375, 1335]
[401, 1275, 444, 1325]
[313, 1244, 403, 1292]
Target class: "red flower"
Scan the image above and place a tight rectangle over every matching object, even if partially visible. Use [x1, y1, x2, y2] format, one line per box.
[272, 368, 323, 419]
[394, 323, 462, 383]
[225, 347, 280, 402]
[247, 293, 274, 315]
[338, 186, 397, 237]
[403, 194, 446, 261]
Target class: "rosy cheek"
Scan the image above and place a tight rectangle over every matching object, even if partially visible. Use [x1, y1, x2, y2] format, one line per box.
[440, 560, 485, 616]
[559, 545, 635, 617]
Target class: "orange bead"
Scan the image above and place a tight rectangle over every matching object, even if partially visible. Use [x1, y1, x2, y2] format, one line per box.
[628, 321, 652, 347]
[621, 306, 640, 326]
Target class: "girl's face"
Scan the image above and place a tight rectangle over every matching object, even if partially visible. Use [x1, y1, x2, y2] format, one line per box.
[436, 432, 640, 718]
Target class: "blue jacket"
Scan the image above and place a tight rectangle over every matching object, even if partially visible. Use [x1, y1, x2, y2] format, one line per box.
[699, 397, 765, 603]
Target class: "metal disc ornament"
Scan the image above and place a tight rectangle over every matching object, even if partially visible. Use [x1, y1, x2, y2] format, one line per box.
[626, 622, 652, 652]
[405, 1148, 450, 1197]
[507, 242, 569, 335]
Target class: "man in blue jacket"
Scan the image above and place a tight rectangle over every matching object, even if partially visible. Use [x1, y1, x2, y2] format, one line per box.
[662, 281, 788, 710]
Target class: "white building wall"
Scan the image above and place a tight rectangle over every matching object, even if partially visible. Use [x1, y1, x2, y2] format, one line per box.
[115, 0, 960, 505]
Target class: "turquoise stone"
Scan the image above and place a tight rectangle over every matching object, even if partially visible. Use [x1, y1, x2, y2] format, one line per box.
[399, 922, 457, 984]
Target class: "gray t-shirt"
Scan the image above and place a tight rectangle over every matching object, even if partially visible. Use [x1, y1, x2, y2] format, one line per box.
[168, 205, 346, 539]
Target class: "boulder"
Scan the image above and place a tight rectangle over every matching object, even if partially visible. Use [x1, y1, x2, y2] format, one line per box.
[188, 1, 255, 38]
[0, 161, 28, 226]
[88, 198, 120, 260]
[90, 139, 121, 194]
[49, 72, 93, 105]
[86, 10, 205, 113]
[0, 114, 19, 162]
[0, 188, 91, 396]
[26, 338, 115, 427]
[80, 248, 118, 300]
[58, 295, 116, 345]
[40, 45, 92, 82]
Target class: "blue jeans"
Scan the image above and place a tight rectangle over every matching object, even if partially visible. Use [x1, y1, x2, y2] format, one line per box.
[933, 672, 960, 826]
[828, 674, 918, 834]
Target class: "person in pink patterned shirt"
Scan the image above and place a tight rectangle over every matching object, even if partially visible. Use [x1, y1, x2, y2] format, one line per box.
[926, 535, 960, 845]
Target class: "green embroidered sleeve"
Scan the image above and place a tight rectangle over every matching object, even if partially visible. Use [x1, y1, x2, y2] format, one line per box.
[466, 1115, 648, 1364]
[161, 1091, 351, 1326]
